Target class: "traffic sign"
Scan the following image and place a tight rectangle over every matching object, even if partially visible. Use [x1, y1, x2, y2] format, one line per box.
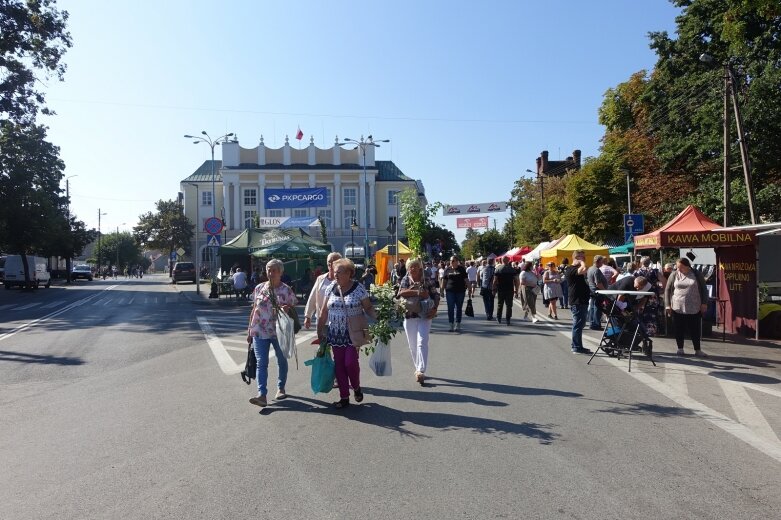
[624, 214, 645, 243]
[206, 234, 221, 247]
[170, 251, 177, 261]
[204, 217, 224, 235]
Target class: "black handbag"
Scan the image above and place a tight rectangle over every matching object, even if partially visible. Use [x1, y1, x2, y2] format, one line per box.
[465, 298, 474, 317]
[241, 342, 256, 385]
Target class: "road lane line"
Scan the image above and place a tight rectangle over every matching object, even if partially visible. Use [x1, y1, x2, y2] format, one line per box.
[41, 300, 64, 309]
[0, 304, 16, 311]
[663, 366, 689, 396]
[197, 317, 246, 374]
[548, 321, 781, 463]
[14, 303, 42, 310]
[717, 378, 780, 444]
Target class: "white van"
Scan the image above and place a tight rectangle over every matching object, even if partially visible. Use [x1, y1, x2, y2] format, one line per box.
[3, 255, 51, 289]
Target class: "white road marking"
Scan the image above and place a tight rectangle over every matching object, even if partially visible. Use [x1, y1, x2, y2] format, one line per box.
[14, 303, 41, 310]
[663, 366, 689, 396]
[718, 378, 780, 444]
[128, 297, 135, 305]
[548, 321, 781, 464]
[41, 300, 64, 309]
[0, 304, 15, 311]
[196, 317, 246, 375]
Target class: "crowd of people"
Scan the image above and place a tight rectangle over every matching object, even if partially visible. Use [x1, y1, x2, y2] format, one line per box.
[243, 249, 708, 411]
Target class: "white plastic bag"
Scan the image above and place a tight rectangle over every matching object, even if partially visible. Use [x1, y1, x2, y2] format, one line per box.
[368, 342, 392, 376]
[276, 310, 297, 360]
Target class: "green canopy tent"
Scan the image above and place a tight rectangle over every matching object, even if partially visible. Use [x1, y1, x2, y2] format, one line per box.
[609, 240, 635, 255]
[219, 228, 272, 274]
[250, 229, 331, 292]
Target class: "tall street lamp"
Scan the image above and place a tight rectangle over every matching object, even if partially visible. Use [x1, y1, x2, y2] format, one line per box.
[97, 209, 107, 278]
[64, 175, 77, 283]
[116, 223, 126, 275]
[190, 182, 201, 295]
[338, 136, 389, 264]
[350, 210, 358, 257]
[184, 131, 233, 294]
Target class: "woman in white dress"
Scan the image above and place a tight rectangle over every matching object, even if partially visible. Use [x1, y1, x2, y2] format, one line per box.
[542, 261, 563, 319]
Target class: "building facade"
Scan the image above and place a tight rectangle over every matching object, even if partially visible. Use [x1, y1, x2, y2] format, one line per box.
[179, 135, 425, 262]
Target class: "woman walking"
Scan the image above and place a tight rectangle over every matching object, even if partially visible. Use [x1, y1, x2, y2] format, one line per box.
[558, 258, 569, 309]
[317, 259, 376, 409]
[542, 261, 563, 319]
[442, 255, 468, 332]
[247, 259, 298, 408]
[520, 261, 540, 323]
[398, 258, 440, 384]
[664, 257, 709, 357]
[303, 252, 342, 330]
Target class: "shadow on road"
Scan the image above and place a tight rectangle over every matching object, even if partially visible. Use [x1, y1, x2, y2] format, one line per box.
[363, 387, 508, 407]
[0, 349, 85, 366]
[593, 402, 697, 418]
[425, 377, 583, 398]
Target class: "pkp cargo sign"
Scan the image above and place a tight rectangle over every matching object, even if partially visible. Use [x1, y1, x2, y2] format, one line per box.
[265, 188, 328, 209]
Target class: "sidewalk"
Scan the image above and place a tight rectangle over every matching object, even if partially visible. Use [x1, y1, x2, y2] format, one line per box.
[169, 276, 251, 307]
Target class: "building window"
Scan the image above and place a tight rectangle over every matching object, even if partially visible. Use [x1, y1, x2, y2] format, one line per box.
[343, 187, 357, 206]
[388, 190, 400, 205]
[243, 189, 257, 206]
[293, 209, 309, 218]
[318, 209, 332, 229]
[344, 209, 358, 229]
[202, 191, 213, 206]
[268, 209, 283, 218]
[324, 188, 331, 206]
[244, 210, 257, 229]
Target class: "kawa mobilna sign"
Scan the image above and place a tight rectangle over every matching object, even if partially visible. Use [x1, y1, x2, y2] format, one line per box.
[265, 188, 328, 209]
[634, 231, 755, 248]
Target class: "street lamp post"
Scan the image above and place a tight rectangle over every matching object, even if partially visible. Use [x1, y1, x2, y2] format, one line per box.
[97, 209, 107, 278]
[116, 223, 126, 277]
[350, 210, 358, 257]
[184, 131, 234, 297]
[338, 136, 389, 264]
[64, 175, 77, 283]
[190, 182, 201, 295]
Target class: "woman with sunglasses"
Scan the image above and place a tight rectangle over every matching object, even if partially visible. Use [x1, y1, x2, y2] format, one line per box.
[442, 255, 468, 332]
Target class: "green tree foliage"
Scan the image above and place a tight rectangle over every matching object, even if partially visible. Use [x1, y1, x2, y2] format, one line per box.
[92, 232, 142, 270]
[398, 188, 441, 257]
[460, 228, 508, 259]
[644, 0, 781, 222]
[0, 0, 71, 124]
[134, 200, 194, 257]
[422, 222, 459, 260]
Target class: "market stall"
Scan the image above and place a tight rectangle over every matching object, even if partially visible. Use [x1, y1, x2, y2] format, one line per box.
[374, 241, 412, 285]
[540, 234, 609, 266]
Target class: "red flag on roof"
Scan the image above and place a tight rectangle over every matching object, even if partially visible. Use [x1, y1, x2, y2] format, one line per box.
[295, 127, 303, 140]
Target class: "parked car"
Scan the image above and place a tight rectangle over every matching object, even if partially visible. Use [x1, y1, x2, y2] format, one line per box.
[3, 255, 51, 289]
[0, 256, 6, 282]
[172, 261, 196, 284]
[72, 264, 94, 281]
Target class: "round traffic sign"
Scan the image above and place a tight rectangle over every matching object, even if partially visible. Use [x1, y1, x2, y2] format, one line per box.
[626, 219, 634, 228]
[204, 217, 224, 235]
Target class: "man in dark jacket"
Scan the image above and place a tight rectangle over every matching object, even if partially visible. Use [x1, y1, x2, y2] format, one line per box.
[566, 250, 592, 354]
[492, 257, 519, 325]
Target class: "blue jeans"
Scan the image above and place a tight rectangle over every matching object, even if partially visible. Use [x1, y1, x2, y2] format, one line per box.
[253, 336, 288, 396]
[446, 290, 465, 323]
[588, 295, 603, 328]
[571, 303, 586, 351]
[559, 280, 568, 307]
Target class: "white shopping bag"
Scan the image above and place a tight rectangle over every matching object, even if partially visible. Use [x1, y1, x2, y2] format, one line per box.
[368, 342, 392, 377]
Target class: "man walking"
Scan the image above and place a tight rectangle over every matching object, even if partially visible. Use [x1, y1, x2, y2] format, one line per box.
[586, 255, 608, 330]
[492, 256, 519, 325]
[566, 250, 592, 354]
[478, 258, 496, 320]
[466, 261, 478, 299]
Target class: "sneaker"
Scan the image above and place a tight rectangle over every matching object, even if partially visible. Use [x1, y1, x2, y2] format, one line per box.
[505, 319, 511, 326]
[694, 350, 708, 358]
[449, 322, 455, 332]
[532, 318, 539, 324]
[523, 312, 529, 319]
[496, 318, 502, 324]
[575, 347, 592, 354]
[676, 348, 685, 356]
[455, 322, 461, 332]
[274, 389, 288, 400]
[415, 371, 425, 384]
[589, 325, 602, 330]
[249, 395, 267, 407]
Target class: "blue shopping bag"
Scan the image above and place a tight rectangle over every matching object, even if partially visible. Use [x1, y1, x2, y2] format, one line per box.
[304, 346, 335, 394]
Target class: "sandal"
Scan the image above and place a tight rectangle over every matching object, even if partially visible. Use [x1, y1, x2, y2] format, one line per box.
[354, 388, 364, 403]
[333, 398, 350, 409]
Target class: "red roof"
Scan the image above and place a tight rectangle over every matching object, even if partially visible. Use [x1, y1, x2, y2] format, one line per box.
[635, 205, 755, 248]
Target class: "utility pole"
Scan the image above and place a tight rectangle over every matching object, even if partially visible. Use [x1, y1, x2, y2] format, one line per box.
[723, 65, 731, 227]
[727, 65, 757, 224]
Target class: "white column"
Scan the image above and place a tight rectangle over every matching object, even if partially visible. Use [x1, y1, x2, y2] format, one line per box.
[257, 174, 265, 216]
[333, 173, 342, 230]
[358, 175, 366, 233]
[222, 182, 230, 229]
[283, 173, 291, 217]
[233, 183, 241, 230]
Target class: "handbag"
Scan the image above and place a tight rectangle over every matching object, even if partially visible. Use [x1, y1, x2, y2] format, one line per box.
[242, 302, 257, 385]
[338, 284, 372, 347]
[464, 298, 474, 317]
[268, 282, 301, 334]
[303, 345, 335, 394]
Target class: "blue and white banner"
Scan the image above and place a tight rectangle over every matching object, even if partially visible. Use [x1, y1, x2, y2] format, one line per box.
[265, 188, 328, 209]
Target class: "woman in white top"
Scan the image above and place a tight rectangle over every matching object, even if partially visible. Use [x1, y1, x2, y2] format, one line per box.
[542, 262, 563, 319]
[520, 261, 540, 323]
[303, 252, 342, 330]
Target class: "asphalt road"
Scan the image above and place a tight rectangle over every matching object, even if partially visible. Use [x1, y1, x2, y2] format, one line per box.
[1, 276, 779, 519]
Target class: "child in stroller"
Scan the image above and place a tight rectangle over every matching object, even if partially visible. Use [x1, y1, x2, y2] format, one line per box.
[599, 275, 654, 359]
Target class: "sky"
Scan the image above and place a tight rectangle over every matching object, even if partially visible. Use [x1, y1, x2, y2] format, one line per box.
[42, 0, 681, 243]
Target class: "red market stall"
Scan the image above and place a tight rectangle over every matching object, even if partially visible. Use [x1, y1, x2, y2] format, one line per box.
[497, 246, 532, 263]
[634, 205, 757, 338]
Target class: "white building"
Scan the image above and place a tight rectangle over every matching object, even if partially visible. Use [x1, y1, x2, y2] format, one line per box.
[179, 135, 425, 262]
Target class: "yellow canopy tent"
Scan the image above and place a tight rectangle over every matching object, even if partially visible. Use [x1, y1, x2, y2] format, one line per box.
[374, 241, 412, 285]
[540, 234, 609, 266]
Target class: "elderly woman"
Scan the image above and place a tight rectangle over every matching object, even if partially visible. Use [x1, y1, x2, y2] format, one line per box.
[542, 261, 563, 319]
[303, 252, 342, 330]
[442, 255, 468, 332]
[398, 258, 440, 384]
[664, 257, 709, 357]
[247, 259, 298, 408]
[636, 256, 662, 336]
[317, 259, 376, 409]
[520, 261, 540, 323]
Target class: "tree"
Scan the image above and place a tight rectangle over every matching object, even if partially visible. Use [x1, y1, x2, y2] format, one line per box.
[1, 0, 71, 124]
[422, 222, 459, 261]
[398, 188, 441, 257]
[92, 232, 142, 271]
[134, 200, 194, 265]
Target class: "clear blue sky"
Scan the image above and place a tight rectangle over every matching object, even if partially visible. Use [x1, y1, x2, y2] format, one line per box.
[44, 0, 680, 243]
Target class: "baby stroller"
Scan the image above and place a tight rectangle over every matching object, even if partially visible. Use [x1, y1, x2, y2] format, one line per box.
[589, 295, 656, 371]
